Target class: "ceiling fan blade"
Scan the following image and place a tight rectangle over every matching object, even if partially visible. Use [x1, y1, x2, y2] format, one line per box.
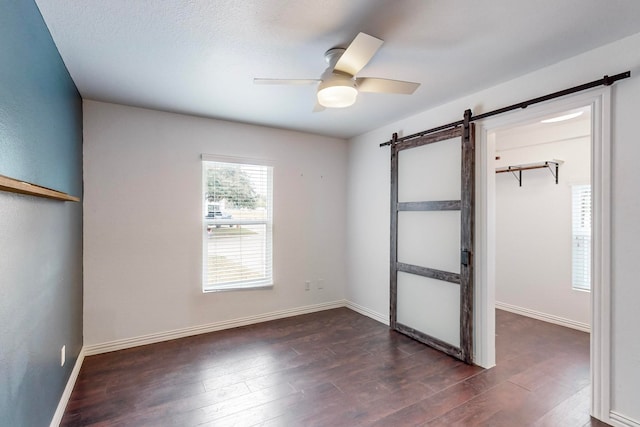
[253, 78, 320, 85]
[356, 77, 420, 94]
[334, 32, 383, 76]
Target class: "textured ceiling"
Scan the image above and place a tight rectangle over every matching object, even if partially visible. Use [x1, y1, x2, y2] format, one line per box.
[35, 0, 640, 139]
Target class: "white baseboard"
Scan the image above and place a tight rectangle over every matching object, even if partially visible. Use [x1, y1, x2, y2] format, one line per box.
[345, 300, 389, 325]
[50, 346, 85, 427]
[84, 300, 348, 356]
[495, 301, 590, 333]
[610, 411, 640, 427]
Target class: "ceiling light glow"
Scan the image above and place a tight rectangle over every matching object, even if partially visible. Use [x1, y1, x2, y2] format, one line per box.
[541, 111, 584, 123]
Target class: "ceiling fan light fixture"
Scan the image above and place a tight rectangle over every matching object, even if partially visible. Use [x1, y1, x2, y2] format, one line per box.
[317, 74, 357, 108]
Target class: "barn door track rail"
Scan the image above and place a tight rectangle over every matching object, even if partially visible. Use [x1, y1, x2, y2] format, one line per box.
[380, 71, 630, 147]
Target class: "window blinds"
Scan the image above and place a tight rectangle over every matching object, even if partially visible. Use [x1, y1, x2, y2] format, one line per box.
[203, 160, 273, 291]
[571, 185, 591, 291]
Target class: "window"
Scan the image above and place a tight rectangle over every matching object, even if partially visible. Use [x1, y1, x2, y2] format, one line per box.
[202, 157, 273, 291]
[572, 184, 591, 291]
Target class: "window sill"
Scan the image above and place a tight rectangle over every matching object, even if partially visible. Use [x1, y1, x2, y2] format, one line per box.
[203, 284, 274, 293]
[572, 287, 591, 293]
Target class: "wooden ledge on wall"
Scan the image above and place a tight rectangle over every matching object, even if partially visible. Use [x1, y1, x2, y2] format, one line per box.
[0, 174, 80, 202]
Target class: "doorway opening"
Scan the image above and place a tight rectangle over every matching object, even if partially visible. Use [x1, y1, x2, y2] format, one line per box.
[476, 88, 611, 421]
[493, 105, 592, 330]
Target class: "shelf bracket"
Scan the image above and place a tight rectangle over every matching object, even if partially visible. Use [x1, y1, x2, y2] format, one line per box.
[507, 167, 523, 187]
[545, 161, 559, 184]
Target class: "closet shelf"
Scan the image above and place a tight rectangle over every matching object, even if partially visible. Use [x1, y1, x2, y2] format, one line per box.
[495, 160, 563, 187]
[0, 174, 80, 202]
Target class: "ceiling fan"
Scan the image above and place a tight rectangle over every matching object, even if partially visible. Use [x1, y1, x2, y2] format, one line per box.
[254, 32, 420, 110]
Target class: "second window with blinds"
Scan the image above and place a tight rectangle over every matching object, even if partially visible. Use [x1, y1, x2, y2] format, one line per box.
[202, 157, 273, 292]
[571, 184, 591, 292]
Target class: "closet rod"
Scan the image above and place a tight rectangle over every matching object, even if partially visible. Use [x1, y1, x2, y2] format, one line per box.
[495, 161, 560, 186]
[380, 71, 630, 147]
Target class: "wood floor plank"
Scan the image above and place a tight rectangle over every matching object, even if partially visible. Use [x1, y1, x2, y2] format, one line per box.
[425, 381, 531, 426]
[61, 308, 599, 426]
[369, 381, 480, 427]
[481, 379, 580, 426]
[298, 381, 435, 427]
[532, 385, 592, 427]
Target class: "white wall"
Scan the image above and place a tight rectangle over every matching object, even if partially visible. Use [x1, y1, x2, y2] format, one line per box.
[347, 32, 640, 423]
[495, 120, 590, 328]
[83, 100, 347, 346]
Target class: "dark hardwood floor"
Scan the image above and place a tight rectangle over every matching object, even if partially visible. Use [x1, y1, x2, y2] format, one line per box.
[61, 308, 607, 426]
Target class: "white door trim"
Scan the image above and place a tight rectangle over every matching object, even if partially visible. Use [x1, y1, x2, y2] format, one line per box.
[475, 88, 612, 422]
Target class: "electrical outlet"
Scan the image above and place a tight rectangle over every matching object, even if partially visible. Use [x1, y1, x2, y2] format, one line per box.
[61, 345, 65, 367]
[317, 279, 324, 290]
[305, 280, 311, 291]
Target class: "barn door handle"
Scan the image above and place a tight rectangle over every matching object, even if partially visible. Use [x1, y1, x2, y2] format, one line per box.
[461, 250, 470, 266]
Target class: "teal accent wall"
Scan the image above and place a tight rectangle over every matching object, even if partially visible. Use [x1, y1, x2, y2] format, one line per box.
[0, 0, 83, 425]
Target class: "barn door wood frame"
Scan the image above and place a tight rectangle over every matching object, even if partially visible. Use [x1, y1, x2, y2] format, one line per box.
[390, 110, 475, 364]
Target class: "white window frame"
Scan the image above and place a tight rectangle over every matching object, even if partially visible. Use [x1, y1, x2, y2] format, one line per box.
[572, 184, 591, 292]
[201, 154, 273, 292]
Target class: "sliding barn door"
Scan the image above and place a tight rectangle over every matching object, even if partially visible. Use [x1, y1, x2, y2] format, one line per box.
[390, 113, 475, 363]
